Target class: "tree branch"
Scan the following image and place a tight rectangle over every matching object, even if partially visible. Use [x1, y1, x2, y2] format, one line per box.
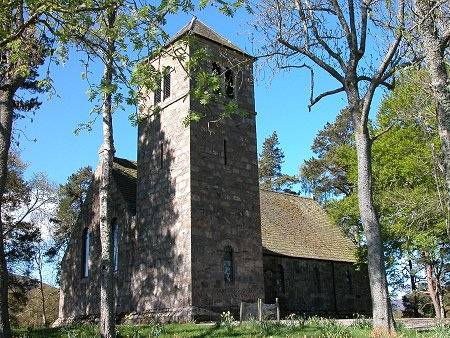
[0, 4, 47, 48]
[277, 37, 344, 84]
[308, 86, 345, 111]
[357, 75, 394, 90]
[358, 0, 373, 60]
[281, 63, 315, 104]
[304, 0, 346, 70]
[361, 0, 406, 125]
[371, 123, 394, 143]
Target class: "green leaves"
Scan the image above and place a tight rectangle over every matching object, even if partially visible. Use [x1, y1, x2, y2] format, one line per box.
[302, 67, 448, 295]
[258, 131, 299, 192]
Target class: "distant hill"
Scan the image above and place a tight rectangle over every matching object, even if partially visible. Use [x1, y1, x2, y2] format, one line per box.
[9, 274, 59, 328]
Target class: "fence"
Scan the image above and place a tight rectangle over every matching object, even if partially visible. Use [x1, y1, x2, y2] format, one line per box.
[239, 298, 280, 323]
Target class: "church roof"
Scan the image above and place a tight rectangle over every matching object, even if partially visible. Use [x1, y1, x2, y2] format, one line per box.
[260, 190, 356, 263]
[167, 17, 251, 57]
[111, 158, 356, 262]
[112, 157, 137, 214]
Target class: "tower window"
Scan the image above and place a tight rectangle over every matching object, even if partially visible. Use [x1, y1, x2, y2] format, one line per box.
[223, 139, 227, 165]
[275, 264, 285, 294]
[223, 246, 234, 283]
[112, 220, 119, 272]
[154, 77, 162, 104]
[81, 227, 90, 278]
[163, 72, 171, 100]
[225, 68, 234, 98]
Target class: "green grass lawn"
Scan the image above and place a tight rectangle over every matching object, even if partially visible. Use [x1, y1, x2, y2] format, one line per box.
[11, 320, 450, 337]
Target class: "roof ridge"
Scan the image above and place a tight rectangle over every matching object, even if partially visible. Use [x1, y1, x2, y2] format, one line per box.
[167, 18, 251, 57]
[259, 188, 314, 202]
[113, 157, 137, 165]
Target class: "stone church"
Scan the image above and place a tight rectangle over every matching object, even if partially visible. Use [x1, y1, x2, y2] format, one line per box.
[58, 18, 371, 323]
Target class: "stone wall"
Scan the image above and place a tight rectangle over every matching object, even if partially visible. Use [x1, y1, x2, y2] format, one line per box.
[135, 36, 265, 320]
[189, 38, 265, 317]
[58, 162, 135, 322]
[263, 255, 372, 318]
[135, 42, 193, 320]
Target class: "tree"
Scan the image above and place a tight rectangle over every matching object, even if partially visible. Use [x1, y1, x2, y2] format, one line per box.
[301, 67, 449, 318]
[300, 109, 356, 203]
[258, 131, 298, 191]
[0, 2, 113, 335]
[53, 166, 93, 251]
[375, 68, 449, 318]
[1, 151, 57, 327]
[412, 0, 450, 202]
[252, 0, 409, 330]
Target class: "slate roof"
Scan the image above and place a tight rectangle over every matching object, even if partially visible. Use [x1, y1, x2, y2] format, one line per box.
[111, 159, 356, 262]
[112, 157, 137, 214]
[260, 189, 356, 262]
[167, 17, 251, 57]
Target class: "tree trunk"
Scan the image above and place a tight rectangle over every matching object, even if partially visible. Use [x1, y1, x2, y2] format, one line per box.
[425, 257, 442, 318]
[415, 0, 450, 208]
[354, 123, 395, 331]
[99, 9, 116, 338]
[438, 291, 445, 318]
[408, 258, 419, 317]
[38, 260, 48, 326]
[0, 89, 14, 338]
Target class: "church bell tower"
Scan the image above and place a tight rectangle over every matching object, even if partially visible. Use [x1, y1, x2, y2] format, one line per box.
[135, 18, 264, 320]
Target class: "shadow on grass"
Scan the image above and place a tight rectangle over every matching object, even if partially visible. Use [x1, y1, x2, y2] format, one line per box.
[12, 327, 62, 338]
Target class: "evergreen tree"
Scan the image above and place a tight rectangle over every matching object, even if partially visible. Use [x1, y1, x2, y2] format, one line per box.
[258, 131, 298, 192]
[49, 166, 93, 267]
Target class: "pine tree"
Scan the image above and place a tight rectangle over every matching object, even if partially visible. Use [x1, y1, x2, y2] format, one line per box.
[258, 131, 298, 192]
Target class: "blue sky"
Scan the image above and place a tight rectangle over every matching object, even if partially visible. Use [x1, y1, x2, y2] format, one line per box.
[16, 7, 375, 191]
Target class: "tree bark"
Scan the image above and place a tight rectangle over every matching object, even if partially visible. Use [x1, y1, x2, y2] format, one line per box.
[425, 257, 442, 318]
[0, 89, 14, 338]
[414, 0, 450, 208]
[99, 9, 116, 338]
[408, 258, 419, 317]
[353, 123, 395, 331]
[37, 256, 48, 326]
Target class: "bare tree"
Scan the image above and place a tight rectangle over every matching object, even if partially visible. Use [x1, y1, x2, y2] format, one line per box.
[413, 0, 450, 207]
[252, 0, 410, 331]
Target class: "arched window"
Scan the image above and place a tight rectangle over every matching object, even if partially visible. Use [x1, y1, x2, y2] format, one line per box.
[275, 264, 285, 294]
[314, 267, 321, 293]
[225, 68, 234, 98]
[163, 71, 171, 100]
[223, 246, 234, 283]
[81, 227, 90, 278]
[346, 270, 353, 294]
[112, 220, 119, 272]
[154, 77, 162, 104]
